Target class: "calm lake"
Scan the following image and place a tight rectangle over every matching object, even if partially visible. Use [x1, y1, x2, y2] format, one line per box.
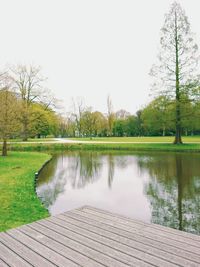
[37, 151, 200, 235]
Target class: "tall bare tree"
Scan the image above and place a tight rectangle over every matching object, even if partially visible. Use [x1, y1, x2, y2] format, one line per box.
[151, 2, 199, 144]
[0, 73, 19, 156]
[115, 109, 131, 120]
[71, 97, 85, 137]
[107, 95, 115, 136]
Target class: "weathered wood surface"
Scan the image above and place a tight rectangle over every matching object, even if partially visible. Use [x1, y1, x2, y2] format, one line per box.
[0, 206, 200, 267]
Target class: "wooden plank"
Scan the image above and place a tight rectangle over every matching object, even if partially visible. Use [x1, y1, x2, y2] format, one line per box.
[83, 206, 200, 242]
[7, 228, 79, 267]
[38, 217, 177, 267]
[28, 221, 148, 267]
[0, 241, 31, 267]
[0, 258, 9, 267]
[52, 214, 199, 267]
[1, 206, 200, 267]
[81, 207, 200, 248]
[64, 211, 200, 263]
[70, 209, 200, 255]
[0, 232, 55, 267]
[78, 208, 200, 251]
[20, 223, 123, 267]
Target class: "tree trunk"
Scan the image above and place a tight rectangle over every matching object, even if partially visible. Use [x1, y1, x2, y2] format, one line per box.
[22, 120, 28, 141]
[162, 126, 166, 136]
[185, 129, 188, 136]
[2, 139, 7, 156]
[174, 112, 182, 144]
[173, 11, 183, 145]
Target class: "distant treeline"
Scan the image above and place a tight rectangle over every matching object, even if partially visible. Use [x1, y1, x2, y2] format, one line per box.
[1, 65, 200, 155]
[59, 95, 200, 138]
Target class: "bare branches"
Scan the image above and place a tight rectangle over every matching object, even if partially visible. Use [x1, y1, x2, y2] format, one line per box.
[151, 2, 199, 95]
[107, 95, 115, 136]
[10, 65, 46, 104]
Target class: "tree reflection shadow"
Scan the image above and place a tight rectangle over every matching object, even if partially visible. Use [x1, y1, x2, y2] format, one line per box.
[37, 154, 69, 207]
[108, 154, 114, 188]
[37, 152, 128, 208]
[138, 153, 200, 234]
[68, 152, 103, 188]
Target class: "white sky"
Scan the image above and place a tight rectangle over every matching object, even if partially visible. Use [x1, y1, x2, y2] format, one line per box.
[0, 0, 200, 114]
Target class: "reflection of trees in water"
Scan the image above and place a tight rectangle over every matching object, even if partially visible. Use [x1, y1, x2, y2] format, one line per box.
[37, 151, 200, 234]
[37, 152, 104, 209]
[37, 152, 134, 209]
[67, 152, 103, 189]
[107, 155, 133, 188]
[108, 154, 114, 188]
[138, 153, 200, 234]
[115, 155, 132, 168]
[37, 154, 69, 208]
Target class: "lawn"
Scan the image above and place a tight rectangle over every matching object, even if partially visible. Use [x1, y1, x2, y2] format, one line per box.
[0, 151, 51, 232]
[70, 136, 200, 143]
[4, 137, 55, 142]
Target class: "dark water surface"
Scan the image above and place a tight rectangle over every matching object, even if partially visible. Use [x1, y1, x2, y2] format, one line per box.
[37, 151, 200, 235]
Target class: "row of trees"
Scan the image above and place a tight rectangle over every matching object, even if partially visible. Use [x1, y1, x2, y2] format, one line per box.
[1, 64, 200, 155]
[57, 95, 200, 138]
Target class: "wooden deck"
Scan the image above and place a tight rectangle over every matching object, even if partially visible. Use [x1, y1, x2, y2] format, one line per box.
[0, 206, 200, 267]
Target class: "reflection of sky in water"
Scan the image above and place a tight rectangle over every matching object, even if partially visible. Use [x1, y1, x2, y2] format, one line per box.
[37, 152, 200, 235]
[53, 162, 150, 221]
[37, 154, 151, 221]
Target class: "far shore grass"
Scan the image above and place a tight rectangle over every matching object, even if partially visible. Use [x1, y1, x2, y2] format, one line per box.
[8, 141, 200, 153]
[3, 135, 200, 143]
[0, 137, 55, 143]
[69, 136, 200, 143]
[0, 151, 51, 232]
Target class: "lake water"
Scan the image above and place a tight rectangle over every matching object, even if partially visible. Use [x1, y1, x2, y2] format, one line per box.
[37, 151, 200, 235]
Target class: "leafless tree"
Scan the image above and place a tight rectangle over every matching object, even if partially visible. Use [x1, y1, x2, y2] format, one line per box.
[107, 95, 115, 136]
[71, 97, 86, 137]
[115, 109, 131, 120]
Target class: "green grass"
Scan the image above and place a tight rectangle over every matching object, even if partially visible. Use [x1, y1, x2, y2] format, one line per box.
[3, 137, 55, 142]
[69, 136, 200, 143]
[0, 151, 51, 232]
[9, 142, 200, 153]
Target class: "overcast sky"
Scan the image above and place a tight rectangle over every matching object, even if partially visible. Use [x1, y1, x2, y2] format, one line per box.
[1, 0, 200, 114]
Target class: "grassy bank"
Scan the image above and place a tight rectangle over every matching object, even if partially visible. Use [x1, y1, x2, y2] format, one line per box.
[0, 151, 51, 232]
[9, 142, 200, 153]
